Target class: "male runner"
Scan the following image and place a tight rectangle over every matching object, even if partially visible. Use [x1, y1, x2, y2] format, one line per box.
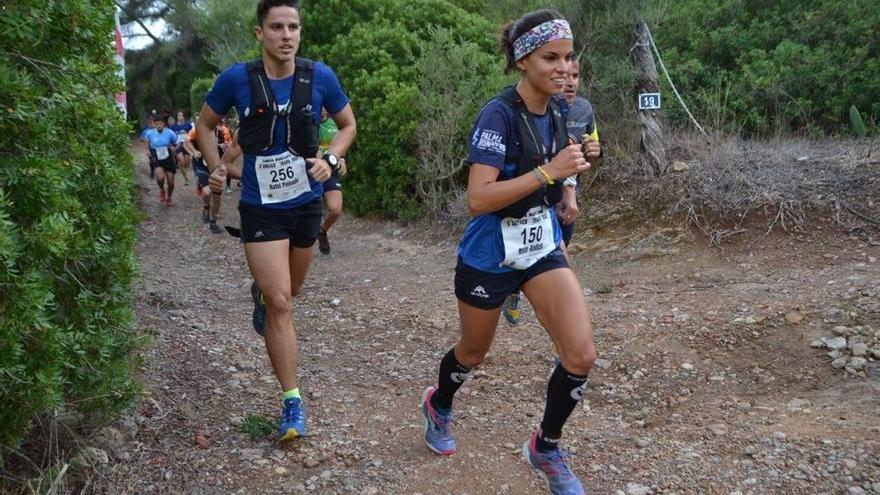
[143, 114, 179, 206]
[196, 0, 356, 440]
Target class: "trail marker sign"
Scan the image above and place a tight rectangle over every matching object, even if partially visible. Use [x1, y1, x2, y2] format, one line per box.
[638, 93, 661, 110]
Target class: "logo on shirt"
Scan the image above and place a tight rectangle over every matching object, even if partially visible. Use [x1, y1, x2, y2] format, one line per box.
[473, 129, 506, 155]
[470, 285, 490, 299]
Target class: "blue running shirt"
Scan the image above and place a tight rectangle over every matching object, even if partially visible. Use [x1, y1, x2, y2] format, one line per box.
[205, 61, 349, 209]
[458, 98, 563, 273]
[143, 128, 178, 149]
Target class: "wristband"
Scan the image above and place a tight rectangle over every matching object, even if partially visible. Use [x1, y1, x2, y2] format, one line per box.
[531, 168, 546, 184]
[537, 165, 554, 185]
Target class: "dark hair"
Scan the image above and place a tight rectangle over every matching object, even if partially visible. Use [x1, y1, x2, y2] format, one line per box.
[150, 114, 164, 123]
[256, 0, 300, 27]
[499, 9, 565, 74]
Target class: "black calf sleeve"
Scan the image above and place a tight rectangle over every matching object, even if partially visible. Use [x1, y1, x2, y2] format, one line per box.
[433, 348, 471, 411]
[538, 363, 588, 451]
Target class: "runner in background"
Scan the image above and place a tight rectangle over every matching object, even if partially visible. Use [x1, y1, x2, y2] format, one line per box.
[316, 107, 348, 255]
[171, 110, 195, 185]
[143, 114, 179, 206]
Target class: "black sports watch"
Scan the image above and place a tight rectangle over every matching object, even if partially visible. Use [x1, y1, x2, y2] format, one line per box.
[322, 153, 339, 172]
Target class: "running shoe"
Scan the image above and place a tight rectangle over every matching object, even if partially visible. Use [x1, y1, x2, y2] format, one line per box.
[278, 397, 307, 440]
[317, 229, 331, 255]
[225, 184, 233, 196]
[502, 292, 523, 325]
[420, 386, 456, 455]
[250, 282, 266, 336]
[201, 208, 210, 224]
[209, 221, 222, 234]
[165, 197, 174, 207]
[522, 430, 585, 495]
[159, 189, 166, 203]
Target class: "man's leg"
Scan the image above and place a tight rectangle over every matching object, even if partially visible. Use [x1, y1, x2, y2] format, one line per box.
[245, 240, 298, 392]
[208, 192, 222, 233]
[154, 167, 166, 203]
[318, 190, 342, 255]
[165, 170, 176, 205]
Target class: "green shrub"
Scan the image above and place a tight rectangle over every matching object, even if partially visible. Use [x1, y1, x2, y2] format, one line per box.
[301, 0, 499, 218]
[0, 0, 140, 454]
[190, 76, 216, 117]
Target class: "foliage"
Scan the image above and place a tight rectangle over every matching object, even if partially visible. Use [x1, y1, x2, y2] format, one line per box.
[850, 105, 867, 138]
[299, 0, 499, 218]
[0, 0, 140, 455]
[190, 0, 260, 71]
[415, 27, 514, 214]
[657, 0, 880, 135]
[189, 76, 216, 117]
[240, 414, 275, 440]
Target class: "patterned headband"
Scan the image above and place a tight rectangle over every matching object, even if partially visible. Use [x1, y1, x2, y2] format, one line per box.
[513, 19, 573, 61]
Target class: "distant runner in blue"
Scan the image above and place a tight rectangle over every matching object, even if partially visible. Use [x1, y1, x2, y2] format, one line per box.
[142, 114, 179, 206]
[195, 0, 356, 442]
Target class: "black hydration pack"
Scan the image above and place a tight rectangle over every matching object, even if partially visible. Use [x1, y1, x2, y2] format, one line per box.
[491, 86, 566, 218]
[238, 58, 318, 159]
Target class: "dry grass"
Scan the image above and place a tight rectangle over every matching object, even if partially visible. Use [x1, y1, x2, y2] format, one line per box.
[581, 134, 880, 244]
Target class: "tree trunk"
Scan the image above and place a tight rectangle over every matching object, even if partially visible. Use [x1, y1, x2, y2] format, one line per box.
[631, 21, 667, 177]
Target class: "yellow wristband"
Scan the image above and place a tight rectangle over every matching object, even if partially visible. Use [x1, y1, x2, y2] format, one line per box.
[537, 165, 554, 185]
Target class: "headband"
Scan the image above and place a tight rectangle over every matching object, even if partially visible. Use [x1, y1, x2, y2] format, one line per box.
[513, 19, 573, 61]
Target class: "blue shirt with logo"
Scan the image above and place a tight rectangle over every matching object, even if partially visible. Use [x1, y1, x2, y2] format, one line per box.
[458, 97, 564, 273]
[205, 61, 349, 209]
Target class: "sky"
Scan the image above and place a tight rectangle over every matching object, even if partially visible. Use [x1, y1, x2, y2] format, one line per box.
[121, 18, 166, 51]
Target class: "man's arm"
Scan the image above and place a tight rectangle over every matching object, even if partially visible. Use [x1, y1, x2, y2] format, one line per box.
[327, 104, 356, 161]
[195, 104, 223, 173]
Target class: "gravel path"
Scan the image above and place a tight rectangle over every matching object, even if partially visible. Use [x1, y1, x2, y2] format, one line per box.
[95, 149, 880, 494]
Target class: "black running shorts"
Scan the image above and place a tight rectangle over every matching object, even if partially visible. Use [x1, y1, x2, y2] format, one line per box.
[156, 158, 177, 174]
[454, 249, 569, 310]
[193, 158, 210, 188]
[323, 170, 341, 192]
[238, 199, 322, 248]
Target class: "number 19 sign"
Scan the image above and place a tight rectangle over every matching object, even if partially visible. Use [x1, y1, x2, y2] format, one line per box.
[638, 93, 661, 110]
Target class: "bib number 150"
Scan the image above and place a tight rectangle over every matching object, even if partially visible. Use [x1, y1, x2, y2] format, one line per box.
[521, 225, 543, 244]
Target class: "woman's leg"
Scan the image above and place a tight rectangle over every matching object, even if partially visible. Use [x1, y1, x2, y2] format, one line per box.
[521, 267, 596, 446]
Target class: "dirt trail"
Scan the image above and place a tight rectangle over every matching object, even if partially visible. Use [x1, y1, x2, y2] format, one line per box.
[99, 150, 880, 494]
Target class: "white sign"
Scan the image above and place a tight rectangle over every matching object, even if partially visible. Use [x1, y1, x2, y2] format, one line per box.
[638, 93, 661, 110]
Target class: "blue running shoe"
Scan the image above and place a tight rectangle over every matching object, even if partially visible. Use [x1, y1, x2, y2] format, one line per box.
[251, 282, 266, 336]
[420, 386, 456, 455]
[522, 430, 585, 495]
[278, 397, 307, 440]
[502, 292, 523, 325]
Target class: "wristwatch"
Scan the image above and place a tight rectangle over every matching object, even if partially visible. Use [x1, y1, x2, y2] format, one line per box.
[322, 153, 339, 172]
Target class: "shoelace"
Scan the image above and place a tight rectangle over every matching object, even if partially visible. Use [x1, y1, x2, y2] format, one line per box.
[431, 407, 453, 432]
[283, 402, 303, 422]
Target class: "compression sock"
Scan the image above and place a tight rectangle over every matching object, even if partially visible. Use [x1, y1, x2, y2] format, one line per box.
[537, 363, 588, 452]
[433, 348, 471, 411]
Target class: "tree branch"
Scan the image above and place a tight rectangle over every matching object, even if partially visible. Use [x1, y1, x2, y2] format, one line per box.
[115, 1, 163, 46]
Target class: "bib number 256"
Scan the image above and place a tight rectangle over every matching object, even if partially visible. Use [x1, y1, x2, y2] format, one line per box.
[270, 166, 296, 183]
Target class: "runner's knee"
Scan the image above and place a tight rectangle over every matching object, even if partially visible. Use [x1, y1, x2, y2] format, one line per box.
[559, 341, 597, 375]
[263, 288, 292, 314]
[456, 347, 489, 369]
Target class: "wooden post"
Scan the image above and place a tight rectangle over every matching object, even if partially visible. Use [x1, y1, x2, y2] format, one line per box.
[632, 21, 667, 176]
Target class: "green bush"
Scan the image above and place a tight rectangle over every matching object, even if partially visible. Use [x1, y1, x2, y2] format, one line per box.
[190, 76, 216, 117]
[301, 0, 499, 218]
[659, 0, 880, 135]
[0, 0, 140, 453]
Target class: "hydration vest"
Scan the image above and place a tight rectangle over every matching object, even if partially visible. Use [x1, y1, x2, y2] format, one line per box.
[238, 58, 318, 159]
[491, 86, 566, 218]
